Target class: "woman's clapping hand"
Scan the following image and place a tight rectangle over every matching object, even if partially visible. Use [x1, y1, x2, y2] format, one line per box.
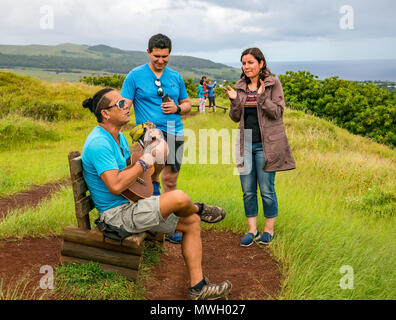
[224, 85, 237, 100]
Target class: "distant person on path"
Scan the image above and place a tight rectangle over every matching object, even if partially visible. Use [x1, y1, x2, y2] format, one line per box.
[121, 34, 190, 244]
[81, 87, 231, 300]
[224, 47, 296, 247]
[206, 78, 217, 113]
[202, 76, 208, 101]
[198, 80, 207, 113]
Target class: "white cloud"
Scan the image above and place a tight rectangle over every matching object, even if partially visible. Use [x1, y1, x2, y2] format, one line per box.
[0, 0, 395, 62]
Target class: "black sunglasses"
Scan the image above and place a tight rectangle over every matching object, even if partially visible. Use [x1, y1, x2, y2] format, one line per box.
[154, 79, 164, 96]
[103, 99, 127, 110]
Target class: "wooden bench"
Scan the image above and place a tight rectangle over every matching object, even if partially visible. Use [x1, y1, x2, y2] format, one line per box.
[60, 150, 163, 281]
[191, 104, 228, 113]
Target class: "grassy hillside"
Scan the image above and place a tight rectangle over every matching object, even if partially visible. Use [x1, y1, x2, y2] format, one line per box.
[0, 71, 97, 121]
[0, 72, 395, 299]
[0, 43, 240, 81]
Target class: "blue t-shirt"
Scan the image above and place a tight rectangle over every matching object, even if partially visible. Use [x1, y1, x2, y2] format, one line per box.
[81, 126, 131, 213]
[121, 63, 188, 136]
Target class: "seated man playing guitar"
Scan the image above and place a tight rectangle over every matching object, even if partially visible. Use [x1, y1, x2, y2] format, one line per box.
[81, 87, 232, 300]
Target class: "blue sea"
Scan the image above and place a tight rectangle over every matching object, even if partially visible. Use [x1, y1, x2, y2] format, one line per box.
[226, 59, 396, 82]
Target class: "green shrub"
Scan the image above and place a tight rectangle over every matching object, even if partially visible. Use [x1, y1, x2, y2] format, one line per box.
[345, 187, 396, 217]
[21, 99, 75, 121]
[279, 71, 396, 147]
[0, 71, 97, 121]
[80, 73, 126, 88]
[0, 115, 61, 150]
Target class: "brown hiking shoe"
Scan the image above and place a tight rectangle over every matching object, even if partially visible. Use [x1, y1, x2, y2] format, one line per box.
[196, 203, 226, 223]
[189, 277, 232, 300]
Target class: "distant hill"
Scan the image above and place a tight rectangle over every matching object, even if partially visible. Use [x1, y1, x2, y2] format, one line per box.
[0, 43, 240, 81]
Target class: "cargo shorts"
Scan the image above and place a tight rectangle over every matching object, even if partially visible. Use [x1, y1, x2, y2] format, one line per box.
[99, 196, 179, 235]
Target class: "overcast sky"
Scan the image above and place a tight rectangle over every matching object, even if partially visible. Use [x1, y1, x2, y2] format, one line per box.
[1, 0, 396, 64]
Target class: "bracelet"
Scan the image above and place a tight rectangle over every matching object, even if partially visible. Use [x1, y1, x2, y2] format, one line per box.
[175, 105, 181, 114]
[136, 159, 148, 172]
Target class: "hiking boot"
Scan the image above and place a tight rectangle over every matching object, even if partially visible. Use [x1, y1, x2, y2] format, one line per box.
[165, 231, 183, 244]
[196, 203, 226, 223]
[189, 277, 232, 300]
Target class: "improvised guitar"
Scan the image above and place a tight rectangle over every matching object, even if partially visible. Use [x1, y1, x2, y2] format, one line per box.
[121, 121, 158, 202]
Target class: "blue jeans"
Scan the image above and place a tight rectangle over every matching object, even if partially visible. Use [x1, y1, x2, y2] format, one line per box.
[239, 142, 278, 219]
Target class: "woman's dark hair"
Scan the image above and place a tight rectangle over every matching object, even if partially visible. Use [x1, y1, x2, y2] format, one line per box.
[82, 87, 114, 122]
[199, 80, 203, 85]
[240, 47, 271, 85]
[148, 34, 172, 53]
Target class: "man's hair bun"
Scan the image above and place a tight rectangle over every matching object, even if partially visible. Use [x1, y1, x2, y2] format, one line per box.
[82, 97, 95, 113]
[82, 87, 115, 122]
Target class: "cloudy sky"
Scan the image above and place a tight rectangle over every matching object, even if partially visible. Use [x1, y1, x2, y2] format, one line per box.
[1, 0, 396, 64]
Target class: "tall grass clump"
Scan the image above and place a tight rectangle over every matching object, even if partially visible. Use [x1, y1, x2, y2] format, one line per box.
[0, 115, 61, 151]
[0, 71, 99, 121]
[0, 272, 46, 300]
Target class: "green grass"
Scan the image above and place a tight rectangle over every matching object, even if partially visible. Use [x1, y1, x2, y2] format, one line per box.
[51, 262, 145, 300]
[178, 111, 396, 300]
[0, 114, 61, 151]
[0, 68, 95, 83]
[0, 186, 77, 238]
[0, 73, 395, 299]
[0, 71, 99, 121]
[0, 119, 97, 197]
[41, 241, 163, 300]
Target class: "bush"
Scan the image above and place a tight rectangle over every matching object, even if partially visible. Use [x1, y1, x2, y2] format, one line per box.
[279, 71, 396, 147]
[0, 71, 97, 121]
[345, 187, 396, 217]
[80, 73, 126, 88]
[21, 99, 75, 121]
[0, 115, 61, 150]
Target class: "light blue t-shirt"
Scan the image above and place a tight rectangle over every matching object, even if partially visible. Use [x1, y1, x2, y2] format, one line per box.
[81, 126, 131, 213]
[206, 83, 217, 97]
[121, 63, 188, 136]
[198, 85, 207, 98]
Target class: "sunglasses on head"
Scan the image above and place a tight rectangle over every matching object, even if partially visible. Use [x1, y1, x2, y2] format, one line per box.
[103, 99, 127, 110]
[154, 79, 164, 96]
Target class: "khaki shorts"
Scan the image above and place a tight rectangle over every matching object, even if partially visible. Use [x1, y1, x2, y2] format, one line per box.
[99, 196, 179, 235]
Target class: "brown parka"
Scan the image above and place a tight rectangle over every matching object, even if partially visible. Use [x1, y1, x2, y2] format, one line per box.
[229, 75, 296, 172]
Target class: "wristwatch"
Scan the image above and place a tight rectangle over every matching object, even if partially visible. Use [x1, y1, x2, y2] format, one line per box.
[175, 105, 181, 114]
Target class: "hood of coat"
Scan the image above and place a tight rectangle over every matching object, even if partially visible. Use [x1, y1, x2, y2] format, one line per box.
[235, 75, 276, 91]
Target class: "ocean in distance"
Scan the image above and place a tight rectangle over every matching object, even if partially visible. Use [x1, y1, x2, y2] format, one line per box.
[225, 59, 396, 82]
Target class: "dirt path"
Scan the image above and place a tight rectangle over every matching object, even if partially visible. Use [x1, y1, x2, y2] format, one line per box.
[144, 230, 282, 300]
[0, 179, 282, 300]
[0, 180, 69, 220]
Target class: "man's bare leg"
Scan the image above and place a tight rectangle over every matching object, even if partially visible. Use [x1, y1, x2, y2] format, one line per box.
[159, 190, 202, 286]
[161, 164, 179, 193]
[151, 163, 165, 182]
[176, 215, 202, 286]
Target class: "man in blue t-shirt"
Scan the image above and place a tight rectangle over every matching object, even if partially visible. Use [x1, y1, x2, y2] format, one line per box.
[121, 34, 191, 244]
[121, 34, 191, 197]
[80, 88, 231, 300]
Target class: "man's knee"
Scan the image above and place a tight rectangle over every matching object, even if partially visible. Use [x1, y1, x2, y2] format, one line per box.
[162, 173, 178, 191]
[170, 190, 191, 210]
[178, 213, 201, 233]
[162, 165, 179, 188]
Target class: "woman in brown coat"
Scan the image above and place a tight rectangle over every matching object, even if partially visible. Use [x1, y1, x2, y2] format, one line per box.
[225, 48, 296, 246]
